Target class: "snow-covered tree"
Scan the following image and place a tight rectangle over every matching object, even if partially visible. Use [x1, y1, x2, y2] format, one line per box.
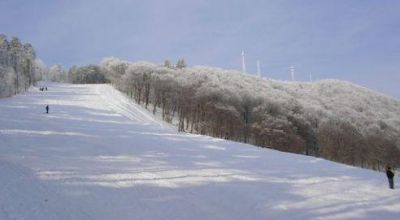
[176, 58, 186, 69]
[34, 59, 47, 82]
[68, 65, 108, 84]
[0, 34, 39, 96]
[98, 59, 400, 170]
[48, 64, 65, 82]
[164, 60, 172, 68]
[0, 66, 15, 98]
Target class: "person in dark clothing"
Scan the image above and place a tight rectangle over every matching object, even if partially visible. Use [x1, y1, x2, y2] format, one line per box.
[386, 166, 395, 189]
[45, 105, 49, 114]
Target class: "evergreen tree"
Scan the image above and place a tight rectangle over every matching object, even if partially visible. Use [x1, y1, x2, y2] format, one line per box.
[176, 59, 186, 69]
[164, 60, 171, 68]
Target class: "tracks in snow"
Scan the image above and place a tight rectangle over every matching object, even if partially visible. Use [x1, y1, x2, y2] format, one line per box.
[94, 84, 168, 129]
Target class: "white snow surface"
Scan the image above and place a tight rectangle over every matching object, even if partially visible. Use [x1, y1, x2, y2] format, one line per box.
[0, 83, 399, 220]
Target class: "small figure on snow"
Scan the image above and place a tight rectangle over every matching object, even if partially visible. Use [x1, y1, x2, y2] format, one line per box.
[45, 105, 49, 114]
[386, 166, 395, 189]
[45, 87, 47, 91]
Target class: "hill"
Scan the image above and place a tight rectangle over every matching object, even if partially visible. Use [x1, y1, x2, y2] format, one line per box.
[0, 83, 399, 219]
[98, 59, 400, 169]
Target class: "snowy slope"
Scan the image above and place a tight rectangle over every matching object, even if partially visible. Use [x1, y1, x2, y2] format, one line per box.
[0, 83, 399, 220]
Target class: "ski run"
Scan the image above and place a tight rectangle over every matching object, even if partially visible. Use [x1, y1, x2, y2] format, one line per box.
[0, 83, 399, 220]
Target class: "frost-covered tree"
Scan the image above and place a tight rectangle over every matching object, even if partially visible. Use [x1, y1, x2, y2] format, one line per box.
[0, 34, 9, 66]
[67, 65, 78, 83]
[98, 58, 400, 170]
[22, 43, 36, 88]
[318, 118, 364, 165]
[164, 60, 172, 68]
[48, 64, 66, 82]
[0, 34, 39, 97]
[100, 57, 128, 87]
[68, 64, 108, 84]
[34, 59, 47, 82]
[0, 66, 15, 97]
[9, 37, 23, 93]
[176, 59, 186, 69]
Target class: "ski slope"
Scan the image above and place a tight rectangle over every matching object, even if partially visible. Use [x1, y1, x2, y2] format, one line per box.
[0, 83, 399, 220]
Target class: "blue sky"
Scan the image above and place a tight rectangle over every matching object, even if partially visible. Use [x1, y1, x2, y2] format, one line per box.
[1, 0, 399, 98]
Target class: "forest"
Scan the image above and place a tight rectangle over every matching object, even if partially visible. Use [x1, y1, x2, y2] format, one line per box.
[0, 34, 43, 97]
[97, 58, 400, 170]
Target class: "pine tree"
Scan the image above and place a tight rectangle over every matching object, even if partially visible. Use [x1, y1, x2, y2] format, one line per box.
[176, 58, 186, 69]
[164, 60, 171, 68]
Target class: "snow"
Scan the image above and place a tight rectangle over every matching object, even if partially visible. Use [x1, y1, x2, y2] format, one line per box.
[0, 83, 399, 220]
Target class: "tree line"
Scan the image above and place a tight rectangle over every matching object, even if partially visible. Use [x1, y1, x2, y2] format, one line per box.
[96, 58, 400, 171]
[0, 34, 39, 97]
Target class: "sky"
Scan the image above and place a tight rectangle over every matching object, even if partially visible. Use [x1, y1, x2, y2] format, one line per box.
[1, 0, 399, 98]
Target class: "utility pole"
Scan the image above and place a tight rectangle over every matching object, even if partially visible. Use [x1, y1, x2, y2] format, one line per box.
[241, 50, 246, 74]
[290, 65, 295, 81]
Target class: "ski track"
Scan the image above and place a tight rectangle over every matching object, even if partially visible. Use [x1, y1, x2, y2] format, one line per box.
[0, 83, 399, 220]
[94, 84, 169, 129]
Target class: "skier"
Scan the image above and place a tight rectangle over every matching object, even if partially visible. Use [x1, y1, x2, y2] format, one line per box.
[386, 166, 395, 189]
[45, 105, 49, 114]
